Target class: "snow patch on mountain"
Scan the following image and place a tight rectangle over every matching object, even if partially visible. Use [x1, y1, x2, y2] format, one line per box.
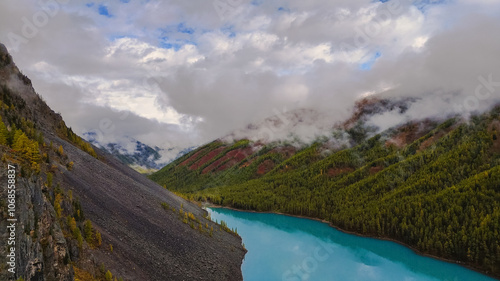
[83, 132, 194, 173]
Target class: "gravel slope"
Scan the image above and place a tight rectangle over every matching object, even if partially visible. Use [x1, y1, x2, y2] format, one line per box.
[54, 135, 246, 281]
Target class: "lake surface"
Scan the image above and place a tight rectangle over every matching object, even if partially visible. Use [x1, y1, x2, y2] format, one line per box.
[208, 207, 499, 281]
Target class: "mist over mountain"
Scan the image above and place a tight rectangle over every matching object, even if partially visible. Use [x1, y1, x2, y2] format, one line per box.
[0, 1, 499, 151]
[222, 97, 418, 147]
[83, 132, 194, 173]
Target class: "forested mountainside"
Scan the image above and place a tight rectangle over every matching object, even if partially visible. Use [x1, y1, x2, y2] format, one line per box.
[0, 43, 245, 281]
[151, 101, 500, 278]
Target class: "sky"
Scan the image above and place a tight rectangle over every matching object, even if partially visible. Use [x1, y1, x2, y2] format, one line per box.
[0, 0, 499, 152]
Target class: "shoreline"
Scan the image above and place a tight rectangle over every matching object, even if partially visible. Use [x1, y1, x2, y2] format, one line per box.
[204, 203, 500, 281]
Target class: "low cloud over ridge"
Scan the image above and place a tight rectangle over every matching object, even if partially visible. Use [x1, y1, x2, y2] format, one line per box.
[0, 0, 499, 149]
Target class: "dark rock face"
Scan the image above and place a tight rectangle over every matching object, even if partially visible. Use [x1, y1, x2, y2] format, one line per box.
[0, 171, 73, 281]
[0, 43, 245, 280]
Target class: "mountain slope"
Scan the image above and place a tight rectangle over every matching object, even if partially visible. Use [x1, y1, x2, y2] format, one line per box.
[149, 98, 429, 192]
[0, 44, 245, 281]
[151, 103, 500, 278]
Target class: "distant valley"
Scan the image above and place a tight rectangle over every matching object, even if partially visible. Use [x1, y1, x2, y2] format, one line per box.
[83, 132, 194, 174]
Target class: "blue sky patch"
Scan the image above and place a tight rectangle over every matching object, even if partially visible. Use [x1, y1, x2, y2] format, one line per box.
[251, 0, 263, 6]
[160, 42, 182, 51]
[360, 51, 381, 70]
[159, 36, 197, 51]
[110, 34, 136, 41]
[414, 0, 447, 13]
[221, 25, 236, 38]
[98, 5, 112, 17]
[177, 23, 195, 35]
[277, 6, 291, 12]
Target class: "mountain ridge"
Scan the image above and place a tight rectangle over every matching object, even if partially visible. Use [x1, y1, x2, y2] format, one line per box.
[83, 132, 195, 173]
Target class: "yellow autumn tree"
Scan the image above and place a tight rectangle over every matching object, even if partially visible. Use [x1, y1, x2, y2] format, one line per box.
[96, 231, 102, 247]
[27, 142, 41, 163]
[54, 194, 62, 217]
[83, 220, 93, 243]
[105, 270, 112, 281]
[58, 145, 64, 156]
[10, 129, 41, 166]
[0, 117, 7, 146]
[69, 217, 77, 232]
[12, 130, 28, 151]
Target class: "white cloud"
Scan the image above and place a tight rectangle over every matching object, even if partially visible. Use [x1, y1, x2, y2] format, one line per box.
[0, 0, 499, 149]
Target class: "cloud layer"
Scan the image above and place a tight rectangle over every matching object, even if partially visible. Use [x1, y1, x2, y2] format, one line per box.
[0, 0, 499, 149]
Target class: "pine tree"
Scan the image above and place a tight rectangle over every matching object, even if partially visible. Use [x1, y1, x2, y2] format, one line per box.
[84, 220, 93, 243]
[96, 231, 102, 246]
[12, 130, 27, 151]
[74, 228, 83, 248]
[27, 142, 40, 163]
[69, 217, 77, 232]
[47, 173, 53, 187]
[0, 118, 7, 145]
[105, 270, 113, 281]
[54, 194, 62, 218]
[58, 145, 64, 156]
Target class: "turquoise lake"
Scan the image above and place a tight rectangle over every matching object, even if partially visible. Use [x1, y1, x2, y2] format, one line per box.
[208, 207, 499, 281]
